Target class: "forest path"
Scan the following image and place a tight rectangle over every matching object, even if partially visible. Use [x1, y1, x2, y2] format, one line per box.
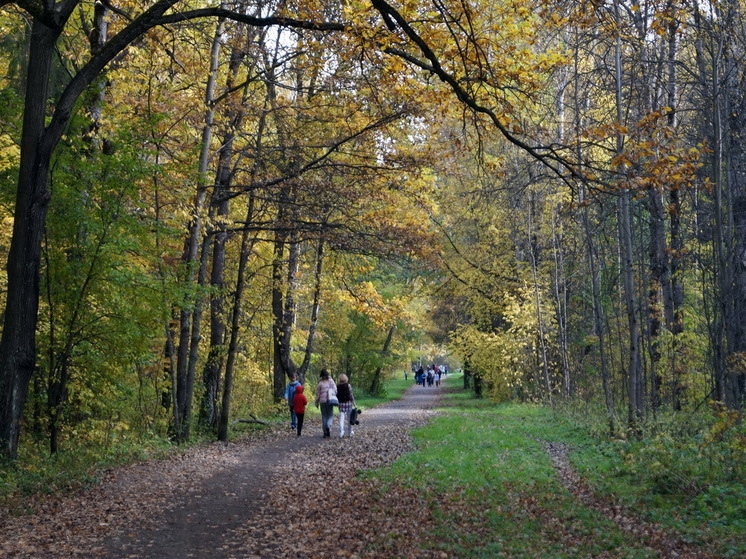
[2, 380, 715, 558]
[104, 382, 442, 559]
[0, 381, 443, 558]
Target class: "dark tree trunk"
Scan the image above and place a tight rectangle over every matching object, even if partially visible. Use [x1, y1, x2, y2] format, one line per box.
[218, 195, 257, 441]
[473, 373, 483, 398]
[271, 213, 294, 401]
[171, 18, 223, 441]
[648, 189, 670, 410]
[200, 182, 229, 432]
[0, 20, 60, 461]
[583, 201, 615, 434]
[369, 325, 395, 395]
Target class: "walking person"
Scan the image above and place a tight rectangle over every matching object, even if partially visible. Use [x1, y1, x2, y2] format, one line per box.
[315, 369, 337, 438]
[292, 385, 308, 437]
[284, 374, 301, 430]
[336, 374, 356, 438]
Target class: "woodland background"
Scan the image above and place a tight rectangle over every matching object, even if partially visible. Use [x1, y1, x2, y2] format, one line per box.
[0, 0, 744, 483]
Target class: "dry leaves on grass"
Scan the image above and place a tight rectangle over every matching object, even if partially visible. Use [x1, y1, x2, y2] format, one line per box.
[545, 441, 716, 559]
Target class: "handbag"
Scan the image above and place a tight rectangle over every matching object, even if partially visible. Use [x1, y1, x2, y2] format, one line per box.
[327, 385, 339, 406]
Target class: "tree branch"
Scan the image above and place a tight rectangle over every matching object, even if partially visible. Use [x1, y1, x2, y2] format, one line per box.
[369, 0, 586, 188]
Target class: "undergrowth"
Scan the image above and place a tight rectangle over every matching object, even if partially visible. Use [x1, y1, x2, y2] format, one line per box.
[560, 400, 745, 556]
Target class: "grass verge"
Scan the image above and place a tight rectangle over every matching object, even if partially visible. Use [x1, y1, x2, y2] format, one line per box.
[361, 373, 743, 558]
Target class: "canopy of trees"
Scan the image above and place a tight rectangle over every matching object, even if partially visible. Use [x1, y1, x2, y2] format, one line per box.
[0, 0, 744, 460]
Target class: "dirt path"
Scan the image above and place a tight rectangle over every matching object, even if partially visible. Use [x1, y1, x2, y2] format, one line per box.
[0, 382, 442, 558]
[106, 384, 442, 559]
[545, 441, 714, 559]
[3, 382, 713, 558]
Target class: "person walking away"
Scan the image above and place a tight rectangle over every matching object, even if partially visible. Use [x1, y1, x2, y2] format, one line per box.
[315, 369, 337, 438]
[292, 385, 308, 437]
[336, 374, 356, 437]
[284, 375, 301, 430]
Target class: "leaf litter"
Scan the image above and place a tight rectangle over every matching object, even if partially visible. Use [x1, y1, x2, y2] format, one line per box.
[0, 387, 718, 558]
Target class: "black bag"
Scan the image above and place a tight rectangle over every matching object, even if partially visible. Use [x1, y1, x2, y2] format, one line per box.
[350, 408, 361, 425]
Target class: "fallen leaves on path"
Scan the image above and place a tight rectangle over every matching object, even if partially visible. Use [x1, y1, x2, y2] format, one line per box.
[223, 418, 437, 558]
[0, 393, 719, 559]
[0, 428, 281, 558]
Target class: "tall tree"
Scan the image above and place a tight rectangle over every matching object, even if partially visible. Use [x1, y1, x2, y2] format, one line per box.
[0, 0, 343, 460]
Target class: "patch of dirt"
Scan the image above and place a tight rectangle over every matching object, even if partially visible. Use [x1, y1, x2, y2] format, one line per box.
[0, 383, 444, 559]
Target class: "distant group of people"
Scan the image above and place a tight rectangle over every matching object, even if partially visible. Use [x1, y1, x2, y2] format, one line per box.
[283, 369, 356, 438]
[413, 364, 447, 387]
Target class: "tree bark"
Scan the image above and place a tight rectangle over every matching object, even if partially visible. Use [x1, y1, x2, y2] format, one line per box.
[369, 325, 395, 395]
[527, 198, 552, 403]
[218, 194, 258, 441]
[199, 146, 231, 431]
[613, 0, 643, 428]
[172, 16, 225, 443]
[0, 19, 63, 460]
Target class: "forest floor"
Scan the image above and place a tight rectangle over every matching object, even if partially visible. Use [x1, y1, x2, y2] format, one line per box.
[0, 383, 720, 558]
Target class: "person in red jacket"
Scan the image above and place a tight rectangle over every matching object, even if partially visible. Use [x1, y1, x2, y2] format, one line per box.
[292, 384, 308, 437]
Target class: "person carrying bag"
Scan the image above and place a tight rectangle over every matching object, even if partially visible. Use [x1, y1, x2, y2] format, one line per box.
[314, 369, 337, 438]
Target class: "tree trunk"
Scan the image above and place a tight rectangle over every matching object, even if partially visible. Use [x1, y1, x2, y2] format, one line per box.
[218, 195, 258, 441]
[200, 156, 231, 431]
[296, 238, 325, 379]
[527, 199, 552, 403]
[647, 188, 669, 410]
[619, 189, 644, 427]
[369, 325, 395, 395]
[551, 208, 571, 397]
[613, 0, 643, 428]
[272, 229, 289, 400]
[172, 17, 225, 442]
[0, 20, 61, 461]
[665, 16, 686, 411]
[583, 198, 615, 434]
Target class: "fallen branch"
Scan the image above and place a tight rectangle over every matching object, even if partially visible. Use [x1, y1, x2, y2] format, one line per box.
[231, 414, 270, 426]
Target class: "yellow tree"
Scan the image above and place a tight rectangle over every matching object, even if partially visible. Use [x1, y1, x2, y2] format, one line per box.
[0, 0, 345, 459]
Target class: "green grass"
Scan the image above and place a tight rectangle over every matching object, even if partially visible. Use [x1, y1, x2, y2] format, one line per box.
[355, 377, 413, 408]
[363, 373, 744, 558]
[4, 373, 742, 558]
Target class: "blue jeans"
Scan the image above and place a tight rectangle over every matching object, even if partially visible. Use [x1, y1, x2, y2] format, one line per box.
[289, 406, 297, 428]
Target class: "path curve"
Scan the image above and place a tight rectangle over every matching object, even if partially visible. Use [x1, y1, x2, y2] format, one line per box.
[103, 382, 442, 558]
[0, 381, 444, 558]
